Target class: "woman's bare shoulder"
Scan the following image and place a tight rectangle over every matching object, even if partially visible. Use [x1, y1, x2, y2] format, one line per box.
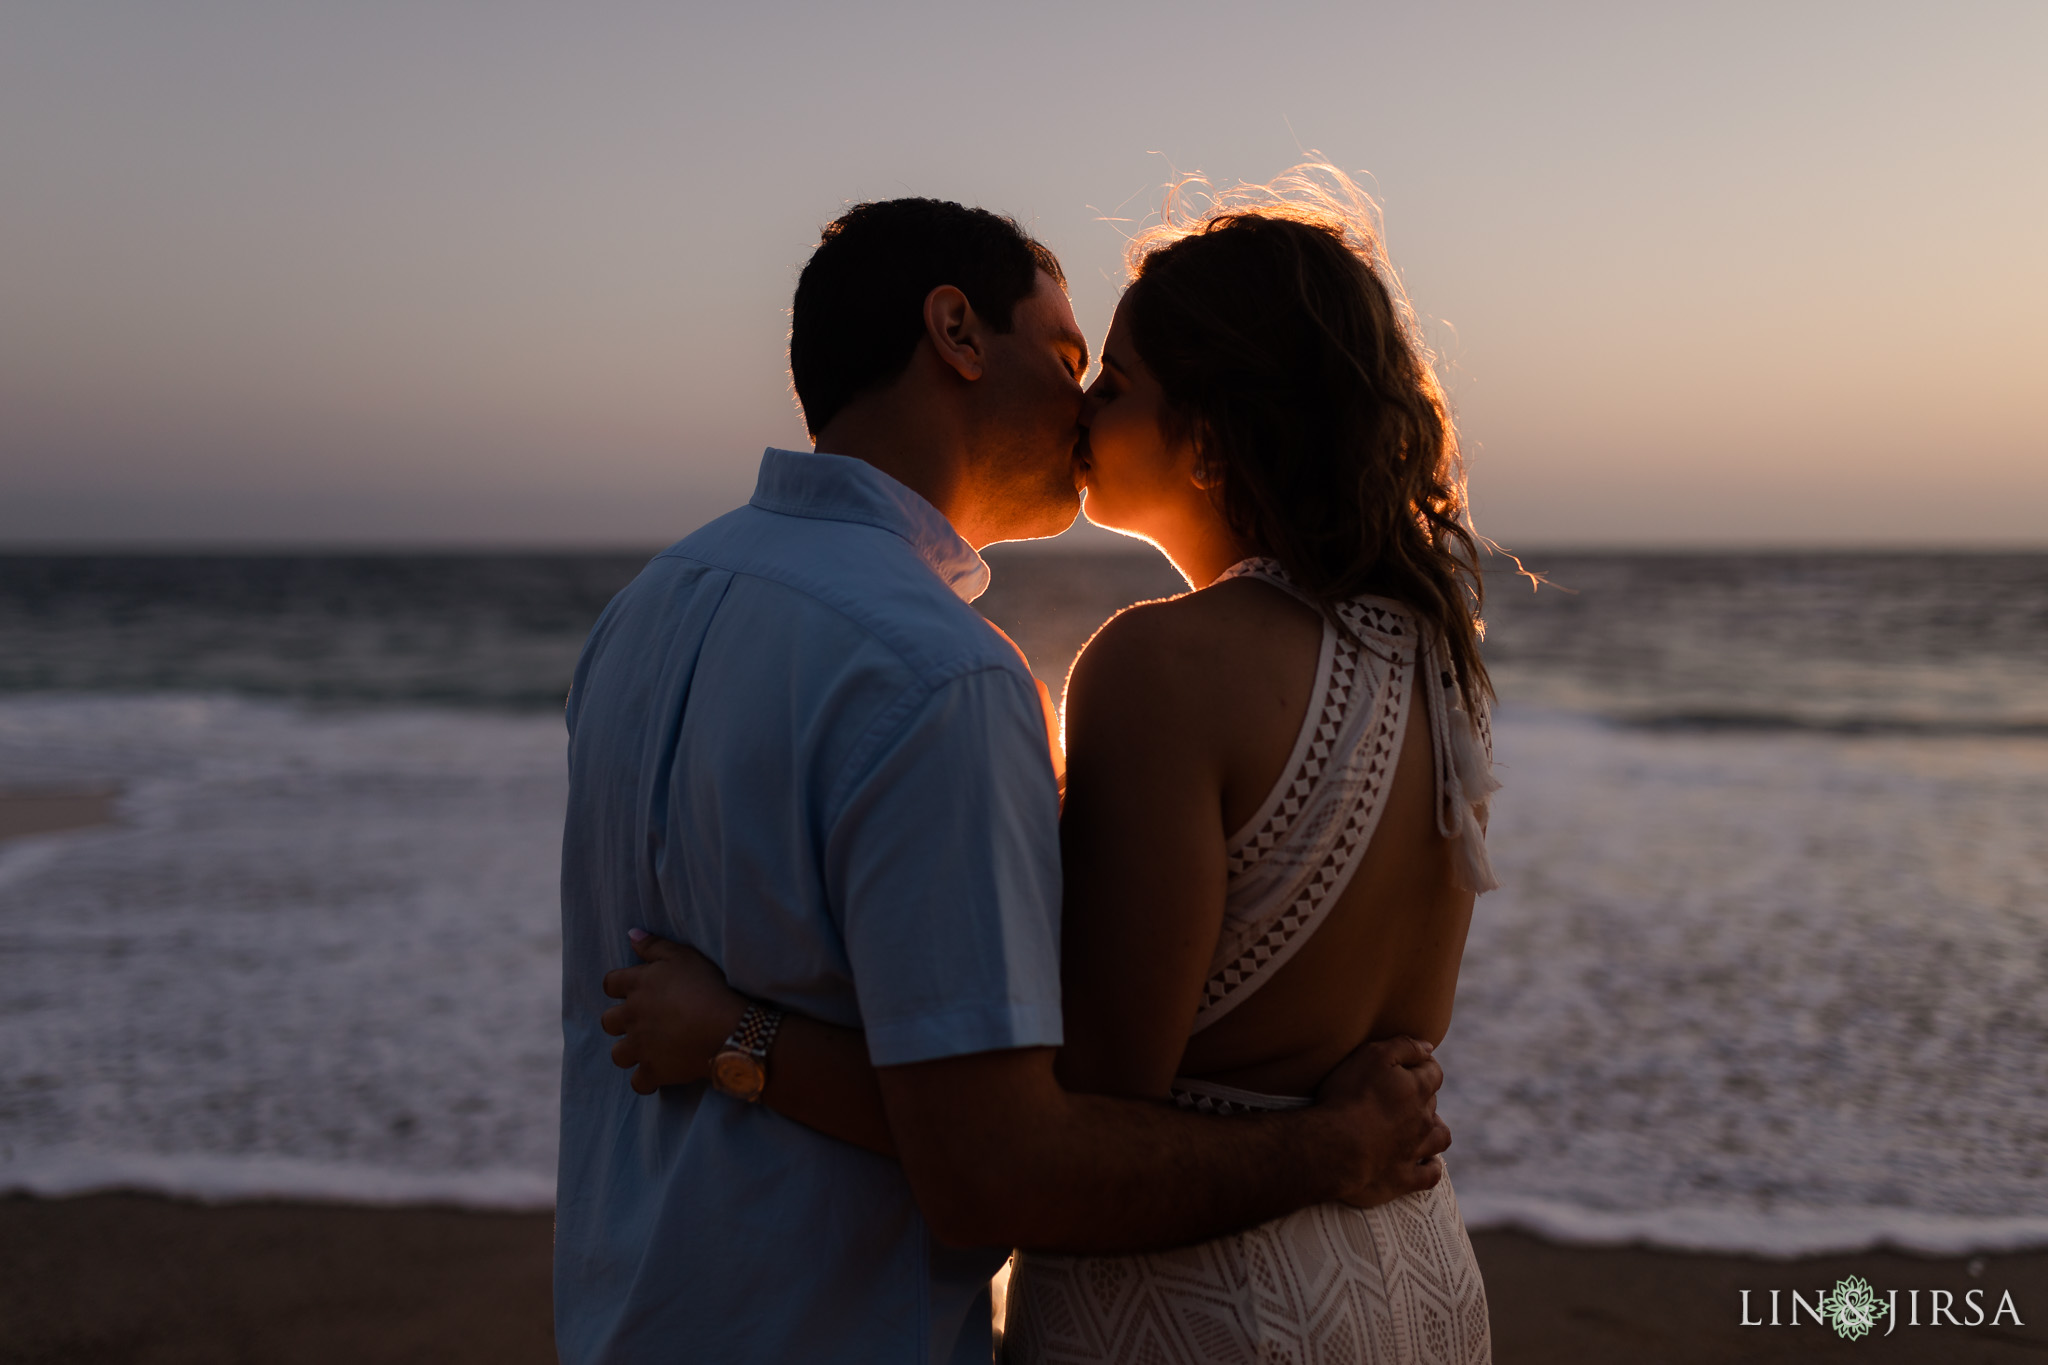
[1062, 595, 1194, 718]
[1065, 577, 1321, 714]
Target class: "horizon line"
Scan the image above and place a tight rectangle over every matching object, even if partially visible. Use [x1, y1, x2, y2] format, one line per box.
[3, 540, 2046, 557]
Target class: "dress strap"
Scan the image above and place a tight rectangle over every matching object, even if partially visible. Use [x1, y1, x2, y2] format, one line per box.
[1193, 595, 1418, 1033]
[1231, 550, 1500, 892]
[1211, 556, 1318, 609]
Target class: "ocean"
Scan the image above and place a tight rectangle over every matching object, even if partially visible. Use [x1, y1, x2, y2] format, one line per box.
[2, 548, 2044, 1255]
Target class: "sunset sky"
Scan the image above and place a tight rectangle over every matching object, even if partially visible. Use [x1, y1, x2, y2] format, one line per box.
[3, 1, 2042, 548]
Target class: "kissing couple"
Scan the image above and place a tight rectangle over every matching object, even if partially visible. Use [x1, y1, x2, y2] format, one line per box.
[555, 166, 1500, 1364]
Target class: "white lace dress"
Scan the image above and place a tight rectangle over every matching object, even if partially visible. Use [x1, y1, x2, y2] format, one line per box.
[1001, 560, 1499, 1365]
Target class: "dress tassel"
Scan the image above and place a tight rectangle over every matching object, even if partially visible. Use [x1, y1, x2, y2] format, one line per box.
[1447, 703, 1501, 801]
[1452, 802, 1500, 894]
[1446, 699, 1501, 894]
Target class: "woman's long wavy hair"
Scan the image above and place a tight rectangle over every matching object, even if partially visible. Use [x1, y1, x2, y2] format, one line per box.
[1123, 164, 1490, 701]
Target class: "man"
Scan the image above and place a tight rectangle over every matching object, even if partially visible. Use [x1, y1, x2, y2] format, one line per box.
[555, 199, 1449, 1363]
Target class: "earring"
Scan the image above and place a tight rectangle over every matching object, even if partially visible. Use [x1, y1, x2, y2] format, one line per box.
[1191, 462, 1220, 491]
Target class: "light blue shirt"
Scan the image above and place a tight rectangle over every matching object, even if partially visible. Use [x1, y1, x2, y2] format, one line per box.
[555, 448, 1065, 1365]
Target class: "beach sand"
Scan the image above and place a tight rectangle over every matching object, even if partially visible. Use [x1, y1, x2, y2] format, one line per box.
[3, 1195, 2043, 1362]
[0, 1194, 554, 1365]
[0, 788, 119, 842]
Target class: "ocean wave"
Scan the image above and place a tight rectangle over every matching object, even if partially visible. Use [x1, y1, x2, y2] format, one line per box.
[1458, 1193, 2048, 1258]
[1614, 709, 2048, 736]
[8, 1154, 2048, 1259]
[0, 1150, 554, 1211]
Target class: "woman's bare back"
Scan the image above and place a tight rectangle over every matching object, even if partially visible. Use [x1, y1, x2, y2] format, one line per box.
[1055, 574, 1476, 1101]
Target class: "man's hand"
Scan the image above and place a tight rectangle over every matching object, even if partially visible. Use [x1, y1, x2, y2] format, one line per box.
[878, 1038, 1452, 1254]
[1314, 1035, 1451, 1208]
[600, 933, 747, 1095]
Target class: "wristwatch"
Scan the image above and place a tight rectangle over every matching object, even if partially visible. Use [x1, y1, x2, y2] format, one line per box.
[710, 1003, 784, 1103]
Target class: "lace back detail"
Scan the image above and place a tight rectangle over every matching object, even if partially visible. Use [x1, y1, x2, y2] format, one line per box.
[1193, 558, 1497, 1033]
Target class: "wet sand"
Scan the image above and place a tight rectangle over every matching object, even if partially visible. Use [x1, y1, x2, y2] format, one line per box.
[0, 788, 119, 842]
[3, 1195, 2043, 1362]
[0, 1194, 555, 1365]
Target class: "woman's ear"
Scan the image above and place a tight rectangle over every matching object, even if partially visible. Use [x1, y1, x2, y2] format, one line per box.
[1187, 433, 1222, 491]
[921, 284, 985, 381]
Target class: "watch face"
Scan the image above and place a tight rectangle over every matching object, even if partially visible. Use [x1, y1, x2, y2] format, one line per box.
[712, 1049, 766, 1102]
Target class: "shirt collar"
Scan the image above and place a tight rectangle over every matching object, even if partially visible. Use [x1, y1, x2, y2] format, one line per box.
[748, 448, 991, 603]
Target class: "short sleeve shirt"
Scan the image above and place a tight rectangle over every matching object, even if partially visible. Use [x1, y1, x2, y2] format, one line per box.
[554, 449, 1065, 1365]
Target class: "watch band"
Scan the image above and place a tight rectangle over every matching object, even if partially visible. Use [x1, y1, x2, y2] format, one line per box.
[722, 1003, 784, 1062]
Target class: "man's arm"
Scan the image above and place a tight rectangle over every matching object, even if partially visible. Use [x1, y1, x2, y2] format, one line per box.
[601, 934, 1446, 1245]
[880, 1038, 1446, 1254]
[602, 959, 1446, 1254]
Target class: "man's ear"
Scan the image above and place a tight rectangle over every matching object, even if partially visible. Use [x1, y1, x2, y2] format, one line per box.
[922, 285, 985, 382]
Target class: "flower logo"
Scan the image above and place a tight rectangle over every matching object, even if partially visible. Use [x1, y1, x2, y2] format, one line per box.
[1819, 1275, 1889, 1341]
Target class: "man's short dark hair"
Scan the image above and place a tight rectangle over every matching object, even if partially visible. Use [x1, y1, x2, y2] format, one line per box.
[789, 198, 1066, 437]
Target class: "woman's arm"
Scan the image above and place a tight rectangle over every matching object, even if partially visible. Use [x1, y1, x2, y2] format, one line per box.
[1049, 601, 1230, 1097]
[601, 935, 897, 1156]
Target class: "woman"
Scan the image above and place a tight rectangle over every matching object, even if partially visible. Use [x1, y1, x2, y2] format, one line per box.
[607, 166, 1499, 1363]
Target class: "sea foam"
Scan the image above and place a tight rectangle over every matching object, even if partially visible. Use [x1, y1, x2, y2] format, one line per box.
[1441, 709, 2048, 1254]
[2, 694, 2044, 1256]
[0, 695, 566, 1205]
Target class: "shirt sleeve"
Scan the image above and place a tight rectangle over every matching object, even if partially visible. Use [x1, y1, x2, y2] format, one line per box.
[822, 666, 1065, 1068]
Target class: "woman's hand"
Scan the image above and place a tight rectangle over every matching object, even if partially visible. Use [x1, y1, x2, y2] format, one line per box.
[600, 931, 749, 1095]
